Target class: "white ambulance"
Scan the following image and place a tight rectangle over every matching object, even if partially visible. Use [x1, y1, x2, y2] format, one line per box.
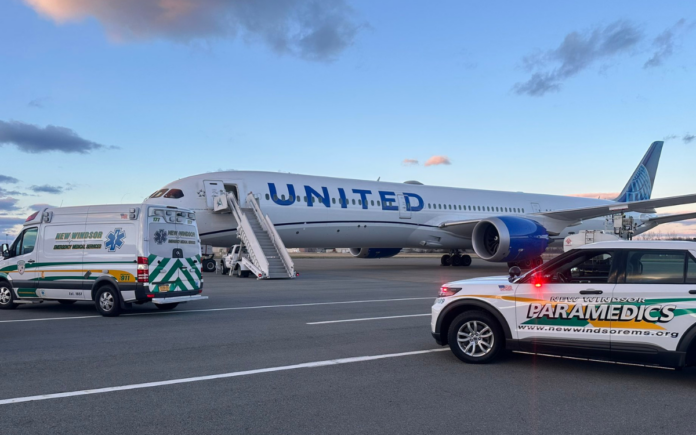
[0, 204, 207, 316]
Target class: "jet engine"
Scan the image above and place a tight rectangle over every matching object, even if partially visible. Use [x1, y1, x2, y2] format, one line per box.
[471, 217, 549, 263]
[350, 248, 402, 259]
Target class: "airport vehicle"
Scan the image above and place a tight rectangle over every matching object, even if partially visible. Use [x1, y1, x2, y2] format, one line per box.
[0, 204, 207, 316]
[431, 241, 696, 368]
[145, 141, 696, 271]
[563, 230, 620, 252]
[222, 244, 254, 277]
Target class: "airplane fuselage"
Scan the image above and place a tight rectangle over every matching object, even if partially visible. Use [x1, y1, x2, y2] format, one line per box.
[145, 171, 613, 250]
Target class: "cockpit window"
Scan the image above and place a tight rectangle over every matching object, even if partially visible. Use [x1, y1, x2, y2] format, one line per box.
[150, 189, 168, 198]
[164, 189, 184, 199]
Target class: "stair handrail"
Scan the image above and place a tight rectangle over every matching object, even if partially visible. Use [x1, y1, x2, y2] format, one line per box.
[225, 193, 269, 278]
[246, 193, 295, 278]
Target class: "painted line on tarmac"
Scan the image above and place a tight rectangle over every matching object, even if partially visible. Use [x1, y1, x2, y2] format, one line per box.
[308, 313, 430, 325]
[0, 297, 434, 324]
[0, 348, 449, 406]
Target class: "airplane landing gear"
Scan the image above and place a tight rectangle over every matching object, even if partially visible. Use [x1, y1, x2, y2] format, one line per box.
[441, 251, 471, 267]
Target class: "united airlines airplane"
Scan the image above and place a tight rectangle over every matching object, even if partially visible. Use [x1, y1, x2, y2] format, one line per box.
[146, 142, 696, 268]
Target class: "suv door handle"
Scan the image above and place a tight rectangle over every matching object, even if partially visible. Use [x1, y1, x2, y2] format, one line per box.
[689, 290, 696, 295]
[580, 290, 603, 295]
[27, 260, 36, 263]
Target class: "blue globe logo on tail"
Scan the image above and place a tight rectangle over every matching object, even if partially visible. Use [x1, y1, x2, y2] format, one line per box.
[616, 164, 652, 203]
[105, 228, 126, 252]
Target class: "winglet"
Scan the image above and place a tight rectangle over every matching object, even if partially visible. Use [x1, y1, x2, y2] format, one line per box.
[614, 141, 663, 202]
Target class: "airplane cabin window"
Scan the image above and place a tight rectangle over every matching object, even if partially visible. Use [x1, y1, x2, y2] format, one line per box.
[304, 196, 307, 202]
[332, 198, 336, 204]
[352, 199, 356, 205]
[371, 200, 374, 206]
[265, 194, 270, 200]
[297, 196, 300, 202]
[377, 201, 381, 206]
[281, 195, 285, 200]
[359, 200, 362, 206]
[164, 189, 184, 199]
[273, 194, 278, 201]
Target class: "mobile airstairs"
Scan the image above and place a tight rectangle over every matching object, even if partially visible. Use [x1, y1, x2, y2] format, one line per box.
[213, 192, 296, 279]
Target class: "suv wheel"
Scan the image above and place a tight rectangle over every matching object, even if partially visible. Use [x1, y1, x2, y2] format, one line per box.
[95, 286, 121, 317]
[0, 284, 18, 310]
[448, 311, 503, 364]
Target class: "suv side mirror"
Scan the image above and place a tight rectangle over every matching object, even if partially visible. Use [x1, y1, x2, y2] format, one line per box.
[508, 266, 522, 282]
[1, 243, 9, 259]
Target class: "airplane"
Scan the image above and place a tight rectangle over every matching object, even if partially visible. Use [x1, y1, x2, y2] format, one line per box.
[145, 141, 696, 270]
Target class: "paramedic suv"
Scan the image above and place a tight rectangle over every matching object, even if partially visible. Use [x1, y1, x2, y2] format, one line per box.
[431, 241, 696, 368]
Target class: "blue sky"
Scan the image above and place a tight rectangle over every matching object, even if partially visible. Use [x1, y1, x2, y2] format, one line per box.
[1, 0, 695, 237]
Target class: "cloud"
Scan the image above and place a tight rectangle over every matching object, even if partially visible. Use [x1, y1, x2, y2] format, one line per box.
[644, 19, 690, 69]
[23, 0, 364, 62]
[0, 120, 116, 154]
[0, 188, 28, 197]
[0, 175, 19, 184]
[30, 184, 70, 195]
[568, 192, 619, 200]
[424, 155, 451, 167]
[402, 159, 419, 166]
[514, 21, 643, 96]
[663, 134, 678, 141]
[27, 203, 54, 212]
[0, 198, 21, 212]
[28, 97, 49, 109]
[0, 217, 25, 237]
[684, 133, 695, 144]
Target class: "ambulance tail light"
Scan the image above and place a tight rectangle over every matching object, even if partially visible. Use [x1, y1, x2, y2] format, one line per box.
[439, 286, 461, 297]
[137, 256, 149, 283]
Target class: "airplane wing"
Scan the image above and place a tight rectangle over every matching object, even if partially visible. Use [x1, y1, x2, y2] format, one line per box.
[537, 194, 696, 222]
[640, 211, 696, 225]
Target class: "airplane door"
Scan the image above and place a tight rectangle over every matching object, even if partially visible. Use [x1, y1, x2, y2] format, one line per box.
[531, 202, 541, 213]
[203, 180, 226, 209]
[397, 194, 411, 219]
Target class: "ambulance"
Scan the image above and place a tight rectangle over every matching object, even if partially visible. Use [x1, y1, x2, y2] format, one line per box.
[0, 204, 207, 316]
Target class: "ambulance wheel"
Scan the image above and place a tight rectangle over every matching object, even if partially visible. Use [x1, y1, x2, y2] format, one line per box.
[58, 300, 76, 305]
[461, 255, 472, 267]
[0, 283, 18, 310]
[156, 303, 179, 310]
[440, 255, 451, 266]
[447, 311, 503, 364]
[95, 286, 121, 317]
[451, 255, 462, 266]
[202, 259, 216, 273]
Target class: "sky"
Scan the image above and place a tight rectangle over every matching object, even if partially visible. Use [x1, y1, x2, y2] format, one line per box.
[1, 0, 695, 239]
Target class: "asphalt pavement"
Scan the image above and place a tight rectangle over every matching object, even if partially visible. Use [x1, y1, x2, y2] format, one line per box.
[1, 257, 695, 435]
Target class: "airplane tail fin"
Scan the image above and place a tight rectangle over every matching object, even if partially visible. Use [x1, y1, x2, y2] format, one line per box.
[614, 141, 663, 203]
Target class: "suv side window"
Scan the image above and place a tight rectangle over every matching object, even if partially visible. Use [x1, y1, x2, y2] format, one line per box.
[687, 254, 696, 284]
[624, 250, 686, 284]
[539, 250, 615, 284]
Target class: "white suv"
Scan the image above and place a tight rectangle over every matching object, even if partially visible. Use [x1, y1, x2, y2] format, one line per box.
[432, 241, 696, 368]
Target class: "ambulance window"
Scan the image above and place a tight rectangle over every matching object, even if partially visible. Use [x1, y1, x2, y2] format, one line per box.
[19, 227, 38, 255]
[265, 194, 270, 200]
[150, 189, 168, 198]
[625, 251, 686, 284]
[687, 255, 696, 284]
[544, 250, 615, 284]
[164, 189, 184, 199]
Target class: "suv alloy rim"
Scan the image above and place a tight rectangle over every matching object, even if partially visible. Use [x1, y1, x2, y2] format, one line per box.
[457, 320, 494, 357]
[99, 291, 114, 312]
[0, 287, 11, 304]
